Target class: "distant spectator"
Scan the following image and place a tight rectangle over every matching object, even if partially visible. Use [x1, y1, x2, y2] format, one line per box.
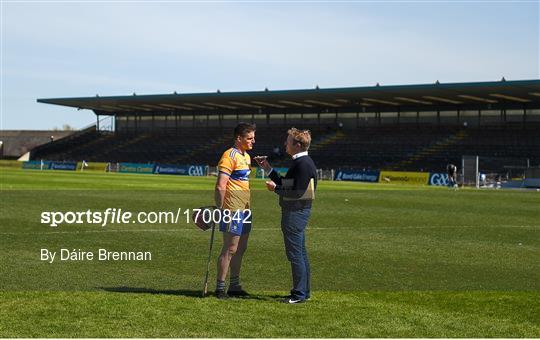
[446, 163, 458, 188]
[270, 145, 282, 161]
[480, 173, 486, 186]
[50, 135, 54, 142]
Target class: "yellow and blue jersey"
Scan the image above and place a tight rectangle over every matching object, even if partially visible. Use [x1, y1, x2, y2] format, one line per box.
[218, 147, 251, 210]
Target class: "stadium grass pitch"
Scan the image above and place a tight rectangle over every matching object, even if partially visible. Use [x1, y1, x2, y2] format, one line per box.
[0, 166, 539, 337]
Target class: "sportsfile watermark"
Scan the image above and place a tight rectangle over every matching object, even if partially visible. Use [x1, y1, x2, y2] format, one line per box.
[40, 208, 252, 227]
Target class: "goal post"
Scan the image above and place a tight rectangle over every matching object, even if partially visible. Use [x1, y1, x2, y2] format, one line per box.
[462, 155, 532, 188]
[462, 155, 479, 188]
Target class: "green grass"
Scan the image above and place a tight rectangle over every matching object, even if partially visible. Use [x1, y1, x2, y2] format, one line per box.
[1, 291, 537, 337]
[0, 166, 539, 337]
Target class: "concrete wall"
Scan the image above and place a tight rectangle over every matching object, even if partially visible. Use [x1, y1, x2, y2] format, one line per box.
[0, 130, 74, 158]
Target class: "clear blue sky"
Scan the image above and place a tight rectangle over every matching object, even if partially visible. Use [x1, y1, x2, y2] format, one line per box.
[1, 1, 538, 130]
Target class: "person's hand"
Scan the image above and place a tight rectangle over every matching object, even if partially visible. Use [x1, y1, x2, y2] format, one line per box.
[254, 157, 272, 172]
[265, 181, 276, 192]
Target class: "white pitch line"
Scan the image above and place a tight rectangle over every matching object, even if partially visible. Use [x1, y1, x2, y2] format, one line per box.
[0, 227, 294, 235]
[0, 225, 538, 236]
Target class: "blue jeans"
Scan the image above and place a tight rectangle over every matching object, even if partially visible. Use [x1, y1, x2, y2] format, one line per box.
[281, 208, 311, 300]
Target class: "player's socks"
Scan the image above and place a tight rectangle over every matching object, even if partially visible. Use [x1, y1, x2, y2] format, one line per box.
[228, 276, 249, 296]
[215, 280, 228, 299]
[216, 279, 226, 291]
[229, 276, 241, 290]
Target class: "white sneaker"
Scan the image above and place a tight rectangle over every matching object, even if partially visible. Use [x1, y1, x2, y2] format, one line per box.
[282, 297, 305, 304]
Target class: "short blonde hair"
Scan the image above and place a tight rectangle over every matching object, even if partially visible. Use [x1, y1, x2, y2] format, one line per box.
[288, 127, 311, 151]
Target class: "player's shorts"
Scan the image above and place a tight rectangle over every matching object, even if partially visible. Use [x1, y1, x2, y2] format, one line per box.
[219, 209, 252, 235]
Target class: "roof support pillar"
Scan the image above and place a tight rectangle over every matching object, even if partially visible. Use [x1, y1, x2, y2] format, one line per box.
[96, 114, 100, 131]
[478, 109, 481, 127]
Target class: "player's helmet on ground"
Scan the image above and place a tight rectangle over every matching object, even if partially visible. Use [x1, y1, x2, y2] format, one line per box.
[192, 206, 215, 231]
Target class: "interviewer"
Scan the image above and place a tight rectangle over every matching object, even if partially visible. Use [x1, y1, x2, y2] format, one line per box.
[255, 128, 317, 304]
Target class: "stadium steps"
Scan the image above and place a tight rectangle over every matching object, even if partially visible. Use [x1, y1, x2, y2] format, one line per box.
[169, 135, 231, 165]
[29, 123, 540, 173]
[114, 133, 151, 151]
[309, 130, 346, 151]
[96, 133, 151, 161]
[61, 132, 115, 160]
[30, 125, 97, 161]
[390, 130, 468, 169]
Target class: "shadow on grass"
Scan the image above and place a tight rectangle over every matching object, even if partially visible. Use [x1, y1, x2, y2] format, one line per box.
[99, 286, 269, 301]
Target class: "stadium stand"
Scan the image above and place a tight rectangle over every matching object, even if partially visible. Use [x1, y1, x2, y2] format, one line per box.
[29, 122, 540, 173]
[31, 79, 540, 174]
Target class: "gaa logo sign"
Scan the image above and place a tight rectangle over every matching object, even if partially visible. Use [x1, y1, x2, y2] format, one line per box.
[188, 166, 205, 176]
[429, 173, 449, 186]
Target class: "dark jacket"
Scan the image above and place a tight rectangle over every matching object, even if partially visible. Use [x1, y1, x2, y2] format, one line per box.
[269, 155, 317, 210]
